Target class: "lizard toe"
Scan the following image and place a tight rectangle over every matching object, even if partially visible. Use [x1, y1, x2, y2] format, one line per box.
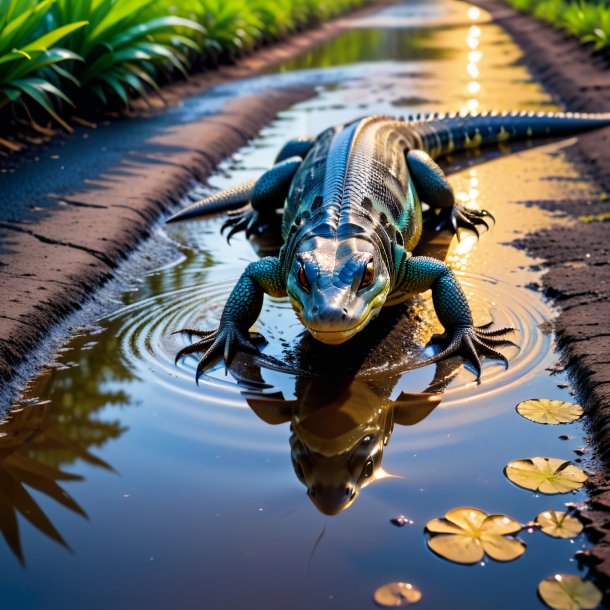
[475, 324, 516, 337]
[172, 326, 217, 339]
[175, 331, 218, 364]
[472, 336, 509, 368]
[225, 217, 250, 243]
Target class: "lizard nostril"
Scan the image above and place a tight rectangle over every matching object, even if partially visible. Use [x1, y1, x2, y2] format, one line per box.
[342, 308, 348, 320]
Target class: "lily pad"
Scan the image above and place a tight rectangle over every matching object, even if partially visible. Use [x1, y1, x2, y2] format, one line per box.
[538, 574, 602, 610]
[516, 399, 583, 425]
[505, 458, 587, 494]
[535, 510, 584, 539]
[373, 582, 422, 607]
[425, 507, 525, 564]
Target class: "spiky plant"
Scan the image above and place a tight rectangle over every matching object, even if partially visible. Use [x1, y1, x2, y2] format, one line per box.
[0, 0, 375, 152]
[50, 0, 204, 108]
[507, 0, 610, 50]
[178, 0, 262, 63]
[0, 0, 87, 144]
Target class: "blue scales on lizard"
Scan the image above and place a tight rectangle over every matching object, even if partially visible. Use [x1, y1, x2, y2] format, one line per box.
[167, 111, 610, 381]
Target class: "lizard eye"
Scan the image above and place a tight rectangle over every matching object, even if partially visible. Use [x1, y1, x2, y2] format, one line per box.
[297, 265, 310, 292]
[360, 260, 375, 289]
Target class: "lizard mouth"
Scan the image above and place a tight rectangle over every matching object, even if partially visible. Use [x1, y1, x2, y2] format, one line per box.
[309, 327, 358, 345]
[307, 307, 381, 345]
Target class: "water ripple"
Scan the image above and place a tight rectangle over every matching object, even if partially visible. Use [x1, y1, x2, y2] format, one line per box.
[108, 270, 551, 418]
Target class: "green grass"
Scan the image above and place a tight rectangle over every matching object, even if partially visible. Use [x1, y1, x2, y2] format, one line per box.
[506, 0, 610, 50]
[579, 211, 610, 222]
[0, 0, 374, 152]
[0, 0, 87, 141]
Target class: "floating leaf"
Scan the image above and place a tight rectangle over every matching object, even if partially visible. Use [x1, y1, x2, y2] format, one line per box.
[516, 399, 583, 425]
[535, 511, 584, 539]
[538, 574, 602, 610]
[373, 582, 422, 607]
[425, 507, 525, 564]
[505, 458, 587, 494]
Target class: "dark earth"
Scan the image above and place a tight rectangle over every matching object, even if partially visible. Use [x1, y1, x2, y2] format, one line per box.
[1, 0, 610, 595]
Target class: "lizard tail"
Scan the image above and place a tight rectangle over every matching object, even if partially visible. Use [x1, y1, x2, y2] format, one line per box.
[405, 110, 610, 159]
[166, 179, 255, 224]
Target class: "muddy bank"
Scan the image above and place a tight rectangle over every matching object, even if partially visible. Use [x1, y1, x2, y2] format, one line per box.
[472, 0, 610, 592]
[0, 4, 391, 405]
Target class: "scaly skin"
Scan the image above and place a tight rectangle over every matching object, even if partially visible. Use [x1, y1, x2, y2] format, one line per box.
[168, 111, 610, 381]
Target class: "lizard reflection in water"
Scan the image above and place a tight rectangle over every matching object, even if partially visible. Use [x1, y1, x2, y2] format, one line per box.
[231, 355, 458, 515]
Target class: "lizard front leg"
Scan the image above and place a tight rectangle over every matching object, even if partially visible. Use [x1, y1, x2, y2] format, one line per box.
[398, 255, 516, 378]
[174, 257, 286, 381]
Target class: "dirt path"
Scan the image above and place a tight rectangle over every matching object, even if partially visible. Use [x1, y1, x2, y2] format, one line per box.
[471, 0, 610, 592]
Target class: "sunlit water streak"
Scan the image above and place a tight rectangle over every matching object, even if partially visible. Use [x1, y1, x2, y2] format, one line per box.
[0, 2, 603, 609]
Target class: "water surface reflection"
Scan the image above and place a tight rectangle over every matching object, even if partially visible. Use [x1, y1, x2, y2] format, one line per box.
[1, 329, 130, 563]
[230, 346, 461, 514]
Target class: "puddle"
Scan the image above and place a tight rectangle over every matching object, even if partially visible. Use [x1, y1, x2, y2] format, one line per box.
[0, 1, 601, 609]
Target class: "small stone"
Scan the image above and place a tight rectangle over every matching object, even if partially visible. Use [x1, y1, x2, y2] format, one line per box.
[574, 447, 588, 456]
[391, 515, 412, 527]
[559, 435, 573, 440]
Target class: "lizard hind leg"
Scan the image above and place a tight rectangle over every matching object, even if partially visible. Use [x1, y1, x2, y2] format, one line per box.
[221, 157, 302, 242]
[406, 149, 494, 238]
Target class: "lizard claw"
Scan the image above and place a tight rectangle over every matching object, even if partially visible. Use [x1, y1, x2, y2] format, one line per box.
[419, 323, 517, 379]
[452, 204, 494, 240]
[174, 323, 260, 382]
[221, 206, 259, 242]
[173, 327, 218, 364]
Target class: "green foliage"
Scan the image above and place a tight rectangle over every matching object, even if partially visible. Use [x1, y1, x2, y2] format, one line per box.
[0, 0, 87, 133]
[506, 0, 610, 51]
[579, 211, 610, 222]
[49, 0, 204, 107]
[0, 0, 373, 150]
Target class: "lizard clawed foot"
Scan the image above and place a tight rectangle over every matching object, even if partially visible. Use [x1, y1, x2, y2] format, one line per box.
[426, 204, 494, 237]
[174, 324, 263, 382]
[452, 204, 494, 239]
[221, 206, 263, 242]
[420, 323, 517, 380]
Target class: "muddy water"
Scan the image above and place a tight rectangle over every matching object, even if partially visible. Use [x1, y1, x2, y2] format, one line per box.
[0, 1, 602, 609]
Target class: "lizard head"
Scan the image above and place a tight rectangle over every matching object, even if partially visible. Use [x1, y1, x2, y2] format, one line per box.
[288, 378, 392, 515]
[287, 236, 391, 344]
